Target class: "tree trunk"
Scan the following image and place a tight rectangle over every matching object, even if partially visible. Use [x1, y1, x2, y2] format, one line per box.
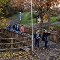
[39, 10, 43, 29]
[47, 10, 51, 28]
[39, 18, 43, 29]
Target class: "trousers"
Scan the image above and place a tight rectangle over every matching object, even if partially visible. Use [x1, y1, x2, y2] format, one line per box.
[35, 39, 39, 47]
[45, 41, 48, 48]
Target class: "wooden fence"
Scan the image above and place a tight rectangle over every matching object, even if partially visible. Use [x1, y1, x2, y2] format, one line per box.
[25, 27, 58, 41]
[0, 28, 58, 51]
[0, 37, 31, 51]
[1, 28, 58, 41]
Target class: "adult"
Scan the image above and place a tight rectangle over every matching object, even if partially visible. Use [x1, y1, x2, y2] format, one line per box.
[20, 25, 24, 33]
[6, 25, 11, 30]
[13, 24, 17, 30]
[42, 30, 50, 49]
[34, 30, 41, 47]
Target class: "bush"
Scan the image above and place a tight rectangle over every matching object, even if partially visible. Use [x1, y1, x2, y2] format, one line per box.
[33, 12, 37, 18]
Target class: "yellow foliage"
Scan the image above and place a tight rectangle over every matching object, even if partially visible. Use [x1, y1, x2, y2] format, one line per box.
[2, 18, 6, 22]
[5, 23, 9, 26]
[43, 19, 48, 23]
[0, 0, 8, 5]
[49, 26, 54, 30]
[1, 23, 5, 26]
[3, 19, 6, 22]
[0, 17, 8, 27]
[43, 14, 48, 19]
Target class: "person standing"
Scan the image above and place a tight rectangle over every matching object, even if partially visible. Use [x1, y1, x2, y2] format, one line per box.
[34, 30, 41, 47]
[42, 30, 50, 49]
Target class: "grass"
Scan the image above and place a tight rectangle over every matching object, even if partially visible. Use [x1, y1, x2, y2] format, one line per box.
[19, 12, 60, 25]
[20, 18, 36, 24]
[53, 23, 60, 27]
[13, 13, 19, 17]
[18, 12, 36, 25]
[50, 16, 60, 23]
[6, 12, 60, 26]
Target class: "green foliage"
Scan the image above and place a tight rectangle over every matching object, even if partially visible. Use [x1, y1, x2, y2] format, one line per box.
[22, 12, 31, 20]
[18, 12, 60, 25]
[18, 12, 36, 24]
[50, 16, 60, 23]
[33, 12, 37, 18]
[54, 24, 60, 27]
[50, 17, 57, 23]
[20, 18, 36, 25]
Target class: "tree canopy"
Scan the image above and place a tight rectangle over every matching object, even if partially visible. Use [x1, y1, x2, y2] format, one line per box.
[0, 0, 59, 18]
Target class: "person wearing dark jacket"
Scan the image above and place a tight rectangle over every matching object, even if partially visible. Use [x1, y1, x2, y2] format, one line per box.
[34, 30, 41, 47]
[42, 30, 50, 49]
[6, 25, 11, 30]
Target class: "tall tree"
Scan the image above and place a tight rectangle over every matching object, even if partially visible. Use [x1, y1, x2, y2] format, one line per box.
[33, 0, 58, 28]
[9, 0, 24, 12]
[0, 0, 9, 17]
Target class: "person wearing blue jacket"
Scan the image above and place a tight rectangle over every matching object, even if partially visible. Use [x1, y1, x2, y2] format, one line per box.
[34, 30, 41, 47]
[6, 25, 11, 30]
[13, 24, 19, 32]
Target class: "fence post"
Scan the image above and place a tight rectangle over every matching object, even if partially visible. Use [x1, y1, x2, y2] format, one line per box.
[11, 38, 13, 49]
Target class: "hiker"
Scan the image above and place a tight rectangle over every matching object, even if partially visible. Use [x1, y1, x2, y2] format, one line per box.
[13, 24, 17, 31]
[6, 25, 11, 30]
[42, 30, 51, 49]
[34, 30, 41, 47]
[20, 25, 25, 33]
[15, 24, 19, 31]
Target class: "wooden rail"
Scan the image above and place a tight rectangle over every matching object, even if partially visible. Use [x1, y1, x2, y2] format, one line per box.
[0, 37, 31, 51]
[0, 28, 58, 51]
[1, 28, 58, 41]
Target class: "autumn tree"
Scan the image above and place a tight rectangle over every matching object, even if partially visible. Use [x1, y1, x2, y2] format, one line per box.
[33, 0, 58, 28]
[0, 0, 9, 17]
[9, 0, 24, 12]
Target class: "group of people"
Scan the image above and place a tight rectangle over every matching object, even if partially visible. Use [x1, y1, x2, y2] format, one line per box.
[6, 24, 25, 33]
[34, 30, 50, 49]
[6, 24, 51, 49]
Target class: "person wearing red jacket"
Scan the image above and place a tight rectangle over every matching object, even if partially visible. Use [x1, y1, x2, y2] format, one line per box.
[20, 25, 24, 33]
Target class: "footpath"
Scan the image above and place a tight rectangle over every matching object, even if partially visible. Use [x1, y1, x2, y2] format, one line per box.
[34, 41, 60, 60]
[0, 40, 60, 60]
